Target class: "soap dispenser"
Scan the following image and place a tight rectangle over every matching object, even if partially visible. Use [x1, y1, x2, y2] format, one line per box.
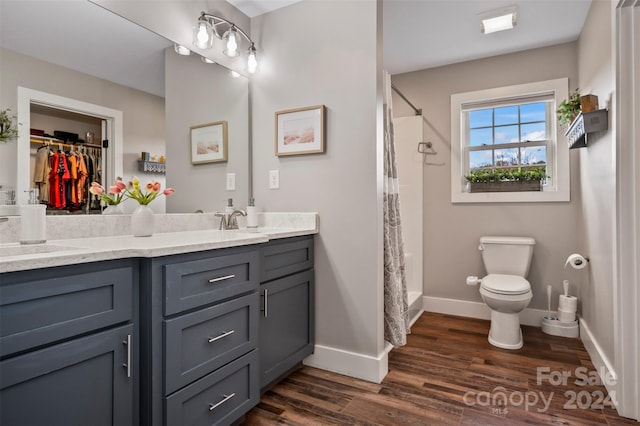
[246, 198, 258, 230]
[225, 198, 234, 214]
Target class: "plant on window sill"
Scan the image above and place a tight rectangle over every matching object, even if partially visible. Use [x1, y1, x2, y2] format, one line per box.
[465, 167, 547, 193]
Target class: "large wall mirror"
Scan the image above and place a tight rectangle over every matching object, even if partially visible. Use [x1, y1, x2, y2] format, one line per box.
[0, 0, 250, 214]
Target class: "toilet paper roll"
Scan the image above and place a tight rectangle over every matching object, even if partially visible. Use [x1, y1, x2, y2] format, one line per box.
[565, 253, 588, 269]
[20, 204, 46, 244]
[559, 295, 578, 312]
[558, 309, 576, 323]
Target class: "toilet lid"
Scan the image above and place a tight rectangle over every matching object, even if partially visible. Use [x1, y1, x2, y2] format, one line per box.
[481, 274, 530, 295]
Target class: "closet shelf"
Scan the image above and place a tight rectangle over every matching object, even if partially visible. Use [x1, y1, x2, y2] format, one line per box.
[137, 160, 166, 174]
[565, 109, 608, 149]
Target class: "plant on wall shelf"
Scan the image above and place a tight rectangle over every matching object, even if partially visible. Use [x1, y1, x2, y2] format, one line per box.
[556, 89, 581, 126]
[0, 108, 19, 143]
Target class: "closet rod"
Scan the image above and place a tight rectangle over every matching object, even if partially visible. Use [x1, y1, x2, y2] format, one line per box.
[30, 138, 102, 150]
[391, 83, 422, 116]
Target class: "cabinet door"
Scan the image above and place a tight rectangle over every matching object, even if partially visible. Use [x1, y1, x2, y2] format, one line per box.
[0, 324, 134, 426]
[259, 269, 314, 389]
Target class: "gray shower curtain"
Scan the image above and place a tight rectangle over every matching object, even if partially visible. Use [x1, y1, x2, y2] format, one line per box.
[383, 72, 410, 347]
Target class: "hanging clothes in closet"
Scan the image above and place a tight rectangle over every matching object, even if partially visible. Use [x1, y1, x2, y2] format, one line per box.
[31, 141, 102, 212]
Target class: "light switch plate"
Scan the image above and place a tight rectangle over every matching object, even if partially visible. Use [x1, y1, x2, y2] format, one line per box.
[269, 170, 279, 189]
[226, 173, 236, 191]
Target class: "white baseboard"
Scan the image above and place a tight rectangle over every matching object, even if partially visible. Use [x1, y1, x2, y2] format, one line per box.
[579, 318, 619, 399]
[304, 342, 393, 384]
[422, 295, 551, 327]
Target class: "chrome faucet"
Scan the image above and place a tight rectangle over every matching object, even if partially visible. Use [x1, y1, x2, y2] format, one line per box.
[227, 209, 247, 230]
[215, 209, 247, 230]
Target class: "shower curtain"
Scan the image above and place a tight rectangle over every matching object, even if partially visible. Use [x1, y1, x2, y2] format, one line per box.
[383, 72, 410, 347]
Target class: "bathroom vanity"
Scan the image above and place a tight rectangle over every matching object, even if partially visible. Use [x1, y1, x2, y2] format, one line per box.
[0, 214, 317, 426]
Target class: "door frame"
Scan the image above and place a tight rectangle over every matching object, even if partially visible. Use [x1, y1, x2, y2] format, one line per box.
[16, 87, 123, 205]
[614, 0, 639, 420]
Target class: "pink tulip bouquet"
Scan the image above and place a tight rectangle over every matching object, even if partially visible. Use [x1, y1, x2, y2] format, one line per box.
[89, 178, 126, 205]
[125, 176, 174, 205]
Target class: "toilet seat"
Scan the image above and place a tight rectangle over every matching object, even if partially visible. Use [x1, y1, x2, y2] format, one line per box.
[481, 274, 530, 295]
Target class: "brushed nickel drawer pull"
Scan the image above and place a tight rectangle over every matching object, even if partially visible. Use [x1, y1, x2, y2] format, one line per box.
[208, 274, 235, 283]
[122, 334, 131, 378]
[208, 393, 236, 411]
[207, 330, 235, 343]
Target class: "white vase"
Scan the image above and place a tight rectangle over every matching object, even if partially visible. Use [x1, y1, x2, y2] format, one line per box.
[131, 204, 155, 237]
[102, 204, 124, 215]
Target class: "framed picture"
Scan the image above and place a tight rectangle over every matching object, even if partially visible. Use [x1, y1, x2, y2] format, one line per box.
[190, 121, 228, 164]
[275, 105, 325, 156]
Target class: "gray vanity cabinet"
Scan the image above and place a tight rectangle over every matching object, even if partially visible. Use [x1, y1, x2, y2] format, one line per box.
[0, 259, 138, 426]
[140, 246, 260, 426]
[259, 236, 315, 390]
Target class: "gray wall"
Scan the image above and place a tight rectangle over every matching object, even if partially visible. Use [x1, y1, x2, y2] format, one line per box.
[391, 42, 581, 310]
[576, 0, 616, 365]
[251, 0, 384, 361]
[164, 49, 249, 213]
[0, 48, 166, 212]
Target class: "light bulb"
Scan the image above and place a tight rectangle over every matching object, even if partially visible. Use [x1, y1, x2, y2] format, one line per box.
[174, 44, 191, 56]
[223, 28, 240, 57]
[193, 19, 213, 49]
[247, 47, 258, 74]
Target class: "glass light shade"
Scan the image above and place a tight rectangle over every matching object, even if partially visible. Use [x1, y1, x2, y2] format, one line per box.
[229, 70, 241, 78]
[247, 48, 258, 74]
[193, 20, 213, 49]
[201, 57, 215, 64]
[174, 44, 191, 56]
[223, 28, 241, 57]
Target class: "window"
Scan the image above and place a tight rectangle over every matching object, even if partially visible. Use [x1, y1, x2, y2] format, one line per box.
[450, 78, 570, 203]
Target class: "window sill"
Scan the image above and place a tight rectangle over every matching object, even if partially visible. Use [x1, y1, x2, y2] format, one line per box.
[452, 186, 569, 203]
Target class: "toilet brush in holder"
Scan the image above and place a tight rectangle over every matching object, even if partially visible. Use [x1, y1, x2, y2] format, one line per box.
[542, 282, 579, 338]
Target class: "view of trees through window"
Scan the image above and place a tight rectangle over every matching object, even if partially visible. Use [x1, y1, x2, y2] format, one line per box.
[467, 101, 549, 172]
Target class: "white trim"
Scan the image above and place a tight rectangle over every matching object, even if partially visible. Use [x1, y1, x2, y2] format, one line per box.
[303, 342, 393, 384]
[16, 87, 123, 205]
[422, 295, 559, 327]
[580, 318, 620, 405]
[450, 78, 570, 203]
[614, 0, 640, 420]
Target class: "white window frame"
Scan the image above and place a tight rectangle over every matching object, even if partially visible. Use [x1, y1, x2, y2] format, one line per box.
[451, 78, 570, 203]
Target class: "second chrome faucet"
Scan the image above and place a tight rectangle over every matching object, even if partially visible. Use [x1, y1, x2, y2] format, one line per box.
[215, 209, 247, 230]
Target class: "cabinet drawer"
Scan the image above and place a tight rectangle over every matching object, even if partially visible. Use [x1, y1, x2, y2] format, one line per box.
[164, 292, 258, 394]
[0, 262, 135, 357]
[164, 251, 259, 315]
[0, 324, 134, 426]
[165, 349, 259, 426]
[260, 236, 314, 282]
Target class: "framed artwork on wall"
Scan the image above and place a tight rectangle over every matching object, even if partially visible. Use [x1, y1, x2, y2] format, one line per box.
[275, 105, 325, 156]
[190, 121, 228, 164]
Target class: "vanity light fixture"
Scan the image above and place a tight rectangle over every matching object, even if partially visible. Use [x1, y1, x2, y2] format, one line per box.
[193, 11, 259, 74]
[480, 6, 517, 34]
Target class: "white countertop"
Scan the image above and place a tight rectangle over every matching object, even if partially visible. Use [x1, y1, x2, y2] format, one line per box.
[0, 212, 318, 273]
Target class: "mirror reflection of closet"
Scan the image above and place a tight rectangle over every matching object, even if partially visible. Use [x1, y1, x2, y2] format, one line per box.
[30, 105, 105, 214]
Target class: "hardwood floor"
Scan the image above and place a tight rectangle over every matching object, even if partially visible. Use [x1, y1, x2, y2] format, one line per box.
[243, 312, 637, 425]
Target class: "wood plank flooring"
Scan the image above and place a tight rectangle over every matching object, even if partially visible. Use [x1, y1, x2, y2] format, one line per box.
[243, 312, 637, 425]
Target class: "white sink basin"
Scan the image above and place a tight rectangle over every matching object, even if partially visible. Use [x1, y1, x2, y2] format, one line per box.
[0, 244, 81, 257]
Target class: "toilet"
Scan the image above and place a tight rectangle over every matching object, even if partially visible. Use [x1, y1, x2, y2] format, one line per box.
[471, 236, 536, 350]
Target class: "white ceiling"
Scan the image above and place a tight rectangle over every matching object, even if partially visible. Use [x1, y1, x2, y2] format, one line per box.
[0, 0, 592, 96]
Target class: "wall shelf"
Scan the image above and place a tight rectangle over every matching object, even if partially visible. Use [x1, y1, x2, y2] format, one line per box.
[137, 160, 166, 174]
[565, 109, 608, 149]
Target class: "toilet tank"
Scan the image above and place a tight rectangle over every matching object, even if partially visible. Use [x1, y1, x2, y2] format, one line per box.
[479, 236, 536, 276]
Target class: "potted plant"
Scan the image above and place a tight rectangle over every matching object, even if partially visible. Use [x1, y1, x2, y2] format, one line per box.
[465, 167, 547, 193]
[556, 89, 581, 127]
[0, 108, 19, 143]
